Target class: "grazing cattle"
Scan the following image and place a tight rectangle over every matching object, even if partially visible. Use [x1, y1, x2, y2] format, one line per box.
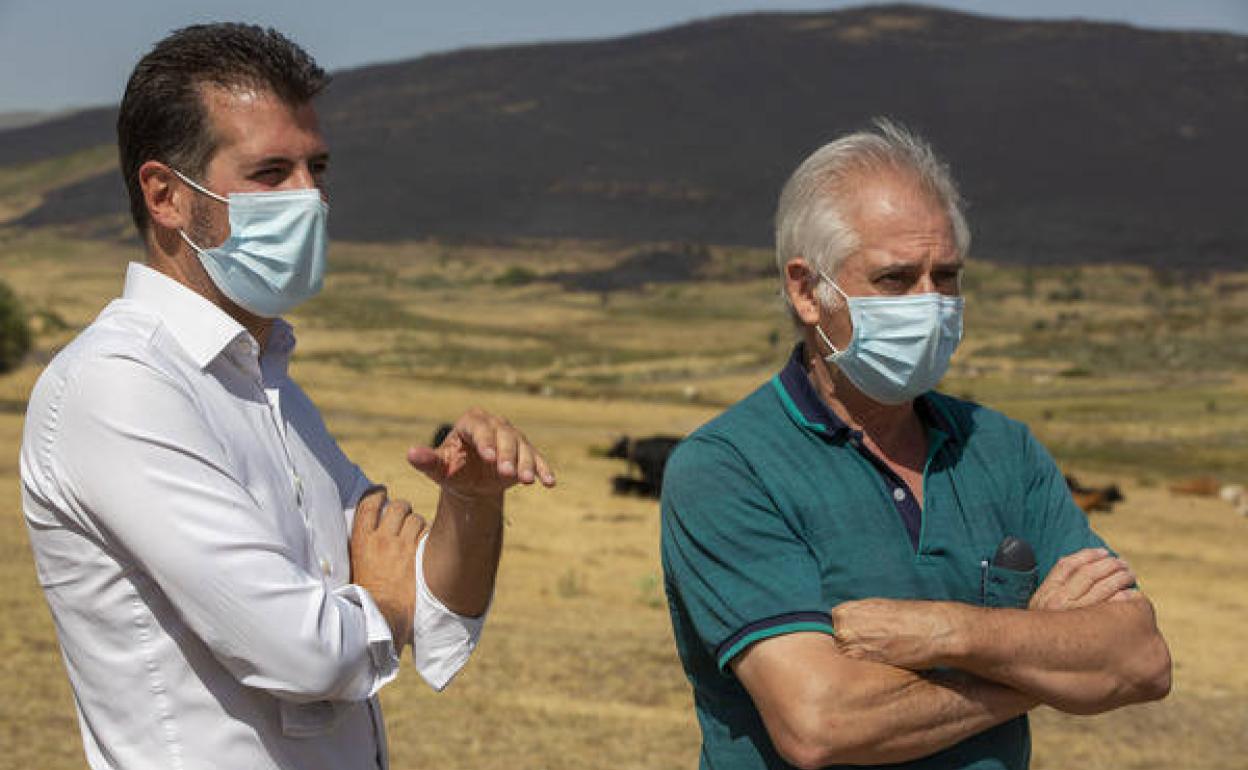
[607, 435, 682, 499]
[1168, 475, 1221, 497]
[612, 476, 653, 496]
[1064, 474, 1125, 514]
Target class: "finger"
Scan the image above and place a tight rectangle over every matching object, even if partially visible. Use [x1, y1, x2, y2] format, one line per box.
[1048, 548, 1110, 585]
[352, 486, 388, 537]
[381, 498, 413, 536]
[1080, 565, 1138, 606]
[1064, 555, 1129, 602]
[459, 415, 498, 463]
[513, 435, 536, 484]
[533, 448, 556, 487]
[399, 512, 427, 542]
[494, 424, 519, 480]
[407, 445, 449, 482]
[1109, 588, 1141, 602]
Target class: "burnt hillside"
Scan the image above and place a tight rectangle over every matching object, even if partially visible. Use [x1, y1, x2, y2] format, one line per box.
[5, 5, 1247, 267]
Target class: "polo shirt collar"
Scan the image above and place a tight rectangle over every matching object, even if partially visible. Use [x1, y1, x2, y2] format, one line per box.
[122, 262, 252, 370]
[771, 343, 958, 444]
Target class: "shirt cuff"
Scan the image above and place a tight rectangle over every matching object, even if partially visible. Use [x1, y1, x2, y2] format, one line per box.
[333, 582, 400, 697]
[411, 535, 488, 691]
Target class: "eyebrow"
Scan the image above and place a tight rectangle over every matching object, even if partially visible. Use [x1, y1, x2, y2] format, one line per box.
[868, 259, 963, 276]
[248, 151, 331, 168]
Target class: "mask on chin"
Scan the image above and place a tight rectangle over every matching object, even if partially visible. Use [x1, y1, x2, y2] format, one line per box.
[174, 169, 328, 318]
[815, 272, 964, 405]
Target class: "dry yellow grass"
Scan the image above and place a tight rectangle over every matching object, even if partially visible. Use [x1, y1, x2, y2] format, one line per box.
[2, 234, 1246, 769]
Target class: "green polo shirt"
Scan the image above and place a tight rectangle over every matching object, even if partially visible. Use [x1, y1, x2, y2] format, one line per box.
[660, 346, 1109, 770]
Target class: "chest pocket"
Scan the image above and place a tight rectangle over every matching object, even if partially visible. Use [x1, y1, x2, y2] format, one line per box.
[981, 563, 1037, 609]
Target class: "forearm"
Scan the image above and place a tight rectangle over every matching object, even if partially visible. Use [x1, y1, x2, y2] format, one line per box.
[803, 663, 1035, 766]
[421, 488, 504, 616]
[940, 596, 1171, 713]
[735, 634, 1036, 768]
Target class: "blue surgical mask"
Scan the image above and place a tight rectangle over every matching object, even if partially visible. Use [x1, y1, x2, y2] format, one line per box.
[815, 272, 964, 405]
[174, 170, 328, 318]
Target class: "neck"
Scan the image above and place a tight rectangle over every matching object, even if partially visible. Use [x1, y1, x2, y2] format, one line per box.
[801, 331, 918, 446]
[146, 228, 273, 348]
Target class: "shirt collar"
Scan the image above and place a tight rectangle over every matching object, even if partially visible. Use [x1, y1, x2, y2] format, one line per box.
[773, 343, 852, 437]
[122, 263, 252, 370]
[770, 343, 958, 445]
[261, 318, 297, 382]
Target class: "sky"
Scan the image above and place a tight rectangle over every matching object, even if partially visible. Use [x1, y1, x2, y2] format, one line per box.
[1, 0, 1246, 114]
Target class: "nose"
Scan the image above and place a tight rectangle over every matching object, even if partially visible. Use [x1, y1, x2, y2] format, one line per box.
[914, 274, 937, 294]
[287, 164, 328, 201]
[287, 165, 318, 190]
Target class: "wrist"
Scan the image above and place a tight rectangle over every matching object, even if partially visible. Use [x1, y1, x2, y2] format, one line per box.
[357, 584, 409, 651]
[932, 602, 979, 667]
[439, 484, 495, 502]
[439, 484, 505, 513]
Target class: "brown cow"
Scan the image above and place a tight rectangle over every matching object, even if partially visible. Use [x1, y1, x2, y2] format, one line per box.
[1065, 474, 1124, 514]
[1168, 475, 1221, 497]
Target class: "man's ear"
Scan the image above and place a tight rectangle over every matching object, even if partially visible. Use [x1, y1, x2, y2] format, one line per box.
[784, 258, 823, 326]
[139, 161, 189, 233]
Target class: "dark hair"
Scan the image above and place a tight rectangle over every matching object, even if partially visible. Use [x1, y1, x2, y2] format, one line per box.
[117, 23, 329, 233]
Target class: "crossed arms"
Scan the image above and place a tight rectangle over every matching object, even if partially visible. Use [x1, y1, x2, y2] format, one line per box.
[732, 549, 1172, 769]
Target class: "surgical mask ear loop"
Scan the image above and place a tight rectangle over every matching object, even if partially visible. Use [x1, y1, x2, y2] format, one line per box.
[814, 270, 852, 357]
[172, 169, 228, 204]
[172, 169, 229, 254]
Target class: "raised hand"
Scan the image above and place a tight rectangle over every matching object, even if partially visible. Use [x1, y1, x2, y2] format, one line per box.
[405, 407, 556, 499]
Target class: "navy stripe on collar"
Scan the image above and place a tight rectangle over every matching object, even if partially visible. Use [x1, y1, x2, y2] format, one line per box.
[775, 343, 959, 444]
[777, 344, 852, 437]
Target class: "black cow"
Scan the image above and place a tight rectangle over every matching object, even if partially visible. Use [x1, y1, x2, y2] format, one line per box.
[607, 435, 682, 499]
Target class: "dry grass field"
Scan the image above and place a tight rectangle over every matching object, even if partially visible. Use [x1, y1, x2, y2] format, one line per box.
[1, 230, 1246, 769]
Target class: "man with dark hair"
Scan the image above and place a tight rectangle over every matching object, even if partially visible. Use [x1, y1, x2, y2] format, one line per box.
[20, 23, 554, 770]
[661, 121, 1170, 769]
[116, 23, 331, 233]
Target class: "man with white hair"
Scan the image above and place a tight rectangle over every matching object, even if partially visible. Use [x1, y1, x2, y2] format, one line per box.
[661, 120, 1170, 770]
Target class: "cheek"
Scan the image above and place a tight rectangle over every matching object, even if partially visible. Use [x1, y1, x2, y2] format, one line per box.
[830, 316, 855, 348]
[188, 198, 230, 246]
[820, 300, 855, 349]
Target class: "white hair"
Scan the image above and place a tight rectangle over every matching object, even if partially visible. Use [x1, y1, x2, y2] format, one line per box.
[774, 118, 971, 315]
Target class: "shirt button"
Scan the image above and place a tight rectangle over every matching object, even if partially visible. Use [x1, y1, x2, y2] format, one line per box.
[319, 557, 332, 577]
[893, 488, 906, 501]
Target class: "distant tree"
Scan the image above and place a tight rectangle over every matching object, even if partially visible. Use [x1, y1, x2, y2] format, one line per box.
[0, 279, 32, 373]
[493, 265, 537, 287]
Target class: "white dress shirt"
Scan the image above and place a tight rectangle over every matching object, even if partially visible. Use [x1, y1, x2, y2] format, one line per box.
[20, 263, 485, 770]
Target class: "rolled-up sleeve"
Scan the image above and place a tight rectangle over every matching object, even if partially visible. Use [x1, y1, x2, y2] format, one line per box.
[332, 451, 485, 691]
[50, 353, 396, 703]
[410, 535, 487, 691]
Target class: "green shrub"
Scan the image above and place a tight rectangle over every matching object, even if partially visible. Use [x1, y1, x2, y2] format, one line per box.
[493, 266, 537, 287]
[0, 280, 31, 374]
